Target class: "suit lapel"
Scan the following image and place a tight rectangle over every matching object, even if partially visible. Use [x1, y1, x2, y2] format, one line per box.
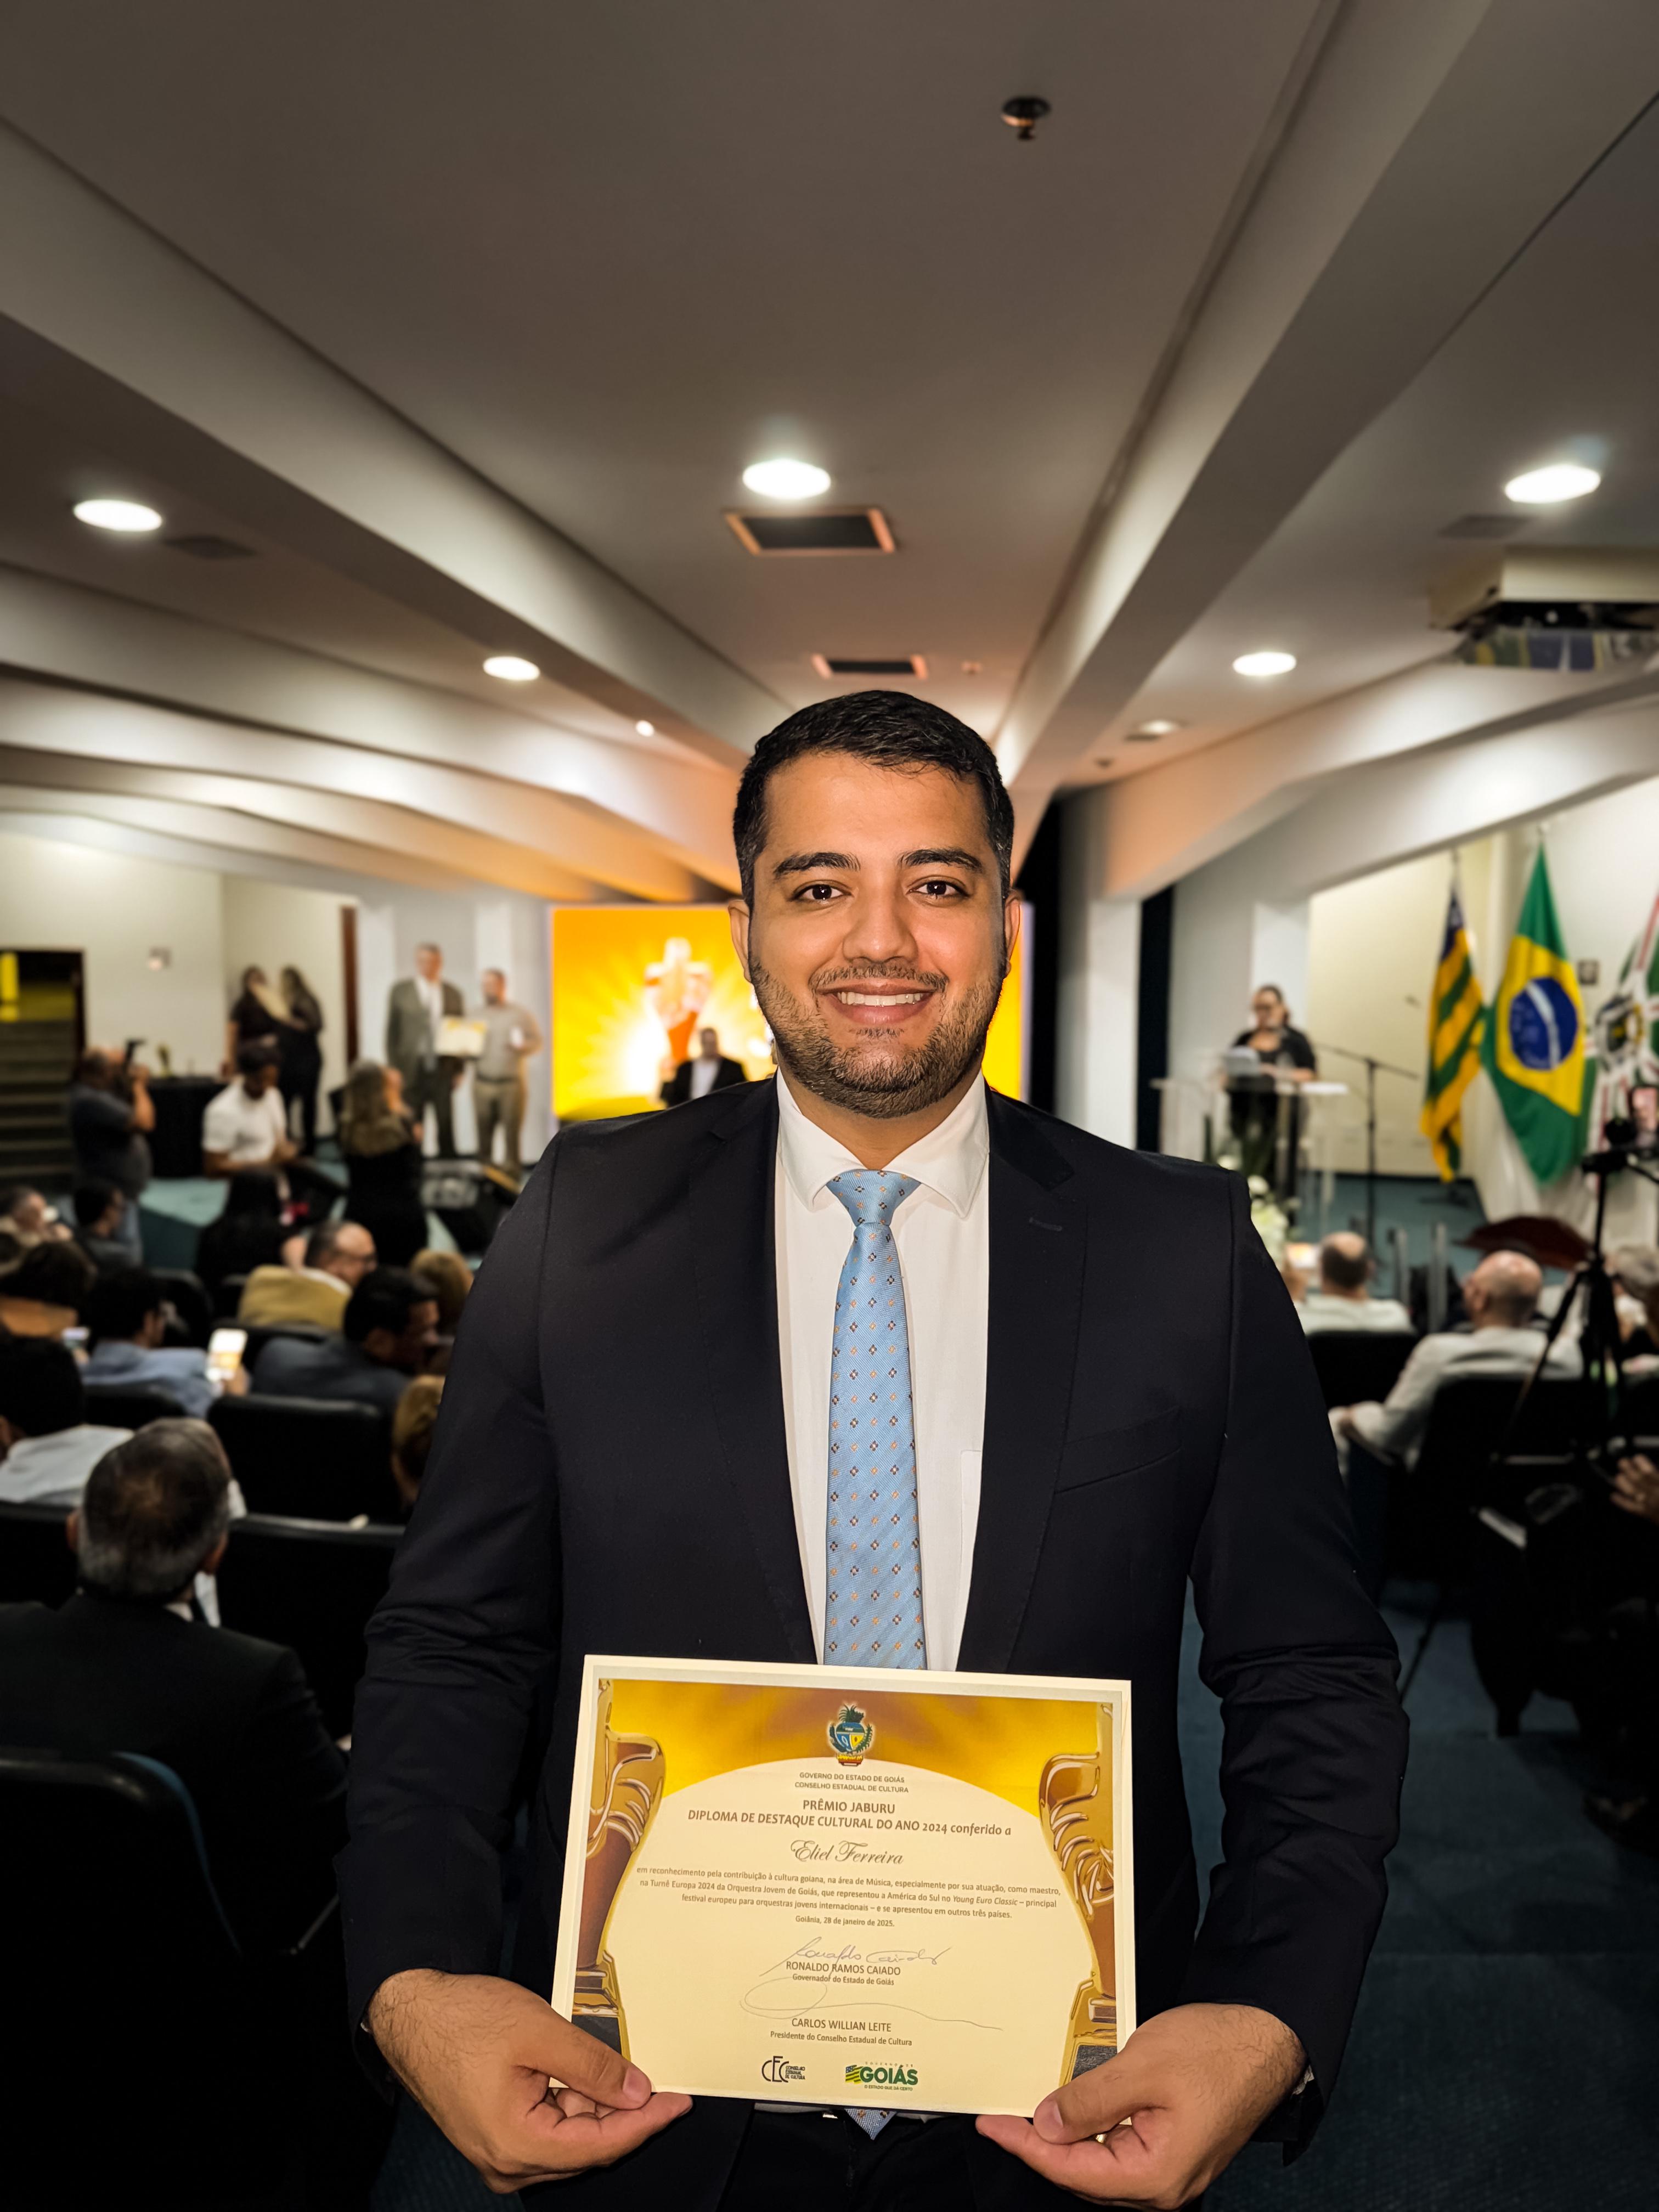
[687, 1083, 817, 1662]
[957, 1096, 1086, 1673]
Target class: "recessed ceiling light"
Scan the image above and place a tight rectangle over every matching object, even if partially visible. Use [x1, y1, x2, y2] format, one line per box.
[1132, 718, 1184, 737]
[635, 719, 656, 737]
[1504, 461, 1600, 505]
[1233, 650, 1296, 678]
[483, 654, 540, 682]
[741, 458, 831, 500]
[74, 497, 162, 533]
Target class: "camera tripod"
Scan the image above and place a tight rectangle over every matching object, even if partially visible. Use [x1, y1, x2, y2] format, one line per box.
[1397, 1130, 1659, 1702]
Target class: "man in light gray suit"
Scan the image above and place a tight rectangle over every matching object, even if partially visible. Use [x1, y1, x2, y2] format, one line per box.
[385, 943, 465, 1158]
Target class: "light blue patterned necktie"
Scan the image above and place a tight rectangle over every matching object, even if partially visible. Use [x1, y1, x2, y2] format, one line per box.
[824, 1168, 924, 2137]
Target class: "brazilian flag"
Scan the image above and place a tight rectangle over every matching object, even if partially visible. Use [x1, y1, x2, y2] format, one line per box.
[1479, 848, 1587, 1186]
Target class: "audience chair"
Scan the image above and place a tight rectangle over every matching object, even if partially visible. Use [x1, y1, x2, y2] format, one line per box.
[153, 1266, 212, 1347]
[217, 1513, 402, 1736]
[0, 1746, 299, 2204]
[240, 1319, 334, 1371]
[0, 1500, 77, 1606]
[209, 1392, 399, 1521]
[213, 1270, 250, 1319]
[1396, 1373, 1581, 1583]
[1307, 1328, 1418, 1409]
[82, 1381, 187, 1430]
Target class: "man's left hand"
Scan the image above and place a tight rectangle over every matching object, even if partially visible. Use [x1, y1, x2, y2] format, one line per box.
[977, 2002, 1305, 2207]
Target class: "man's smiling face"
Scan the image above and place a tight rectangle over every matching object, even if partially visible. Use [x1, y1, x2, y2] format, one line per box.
[730, 751, 1017, 1121]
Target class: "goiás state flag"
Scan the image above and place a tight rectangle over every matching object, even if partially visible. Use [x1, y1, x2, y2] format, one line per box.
[1479, 847, 1587, 1187]
[1419, 885, 1483, 1180]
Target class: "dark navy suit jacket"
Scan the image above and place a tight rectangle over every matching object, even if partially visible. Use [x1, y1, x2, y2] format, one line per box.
[341, 1082, 1406, 2205]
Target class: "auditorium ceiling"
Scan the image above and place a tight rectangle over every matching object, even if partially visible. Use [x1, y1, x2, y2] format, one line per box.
[0, 0, 1655, 895]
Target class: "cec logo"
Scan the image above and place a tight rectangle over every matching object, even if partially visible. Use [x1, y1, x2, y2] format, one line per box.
[844, 2062, 919, 2090]
[760, 2055, 807, 2085]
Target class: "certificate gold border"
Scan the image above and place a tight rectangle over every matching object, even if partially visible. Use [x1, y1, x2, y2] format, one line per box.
[550, 1656, 1136, 2114]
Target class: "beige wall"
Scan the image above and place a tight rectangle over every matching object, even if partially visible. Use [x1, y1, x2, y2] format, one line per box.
[220, 876, 351, 1106]
[0, 825, 225, 1071]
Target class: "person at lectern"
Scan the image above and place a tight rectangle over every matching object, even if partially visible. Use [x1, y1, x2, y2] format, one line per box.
[1228, 983, 1318, 1195]
[342, 692, 1405, 2209]
[386, 943, 465, 1157]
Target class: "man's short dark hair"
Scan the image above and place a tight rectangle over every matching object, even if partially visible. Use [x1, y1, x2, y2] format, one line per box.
[236, 1040, 280, 1079]
[345, 1266, 435, 1345]
[0, 1336, 86, 1438]
[0, 1183, 35, 1220]
[304, 1221, 345, 1268]
[72, 1178, 123, 1229]
[86, 1266, 166, 1345]
[1319, 1236, 1371, 1293]
[76, 1421, 232, 1601]
[731, 691, 1014, 905]
[10, 1240, 96, 1316]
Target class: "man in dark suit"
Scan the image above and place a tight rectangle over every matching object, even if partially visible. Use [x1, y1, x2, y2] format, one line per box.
[385, 943, 466, 1157]
[342, 693, 1406, 2208]
[252, 1266, 439, 1417]
[660, 1024, 748, 1106]
[0, 1418, 346, 1951]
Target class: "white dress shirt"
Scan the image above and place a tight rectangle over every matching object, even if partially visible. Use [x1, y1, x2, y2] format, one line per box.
[416, 973, 445, 1060]
[0, 1424, 132, 1505]
[774, 1074, 989, 1672]
[689, 1057, 721, 1101]
[1299, 1291, 1415, 1335]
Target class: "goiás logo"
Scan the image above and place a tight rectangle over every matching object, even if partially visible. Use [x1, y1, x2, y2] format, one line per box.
[828, 1702, 875, 1765]
[760, 2055, 806, 2085]
[844, 2061, 919, 2090]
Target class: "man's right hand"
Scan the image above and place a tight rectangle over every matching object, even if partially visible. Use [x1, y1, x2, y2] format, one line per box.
[367, 1969, 691, 2195]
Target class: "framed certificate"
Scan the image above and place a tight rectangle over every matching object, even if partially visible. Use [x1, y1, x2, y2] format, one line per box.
[550, 1656, 1134, 2117]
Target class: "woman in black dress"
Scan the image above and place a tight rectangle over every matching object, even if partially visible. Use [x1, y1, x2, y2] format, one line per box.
[225, 967, 284, 1077]
[340, 1059, 427, 1266]
[278, 966, 325, 1154]
[1228, 984, 1318, 1198]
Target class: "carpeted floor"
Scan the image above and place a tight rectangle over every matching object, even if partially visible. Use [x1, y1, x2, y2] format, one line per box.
[371, 1585, 1659, 2209]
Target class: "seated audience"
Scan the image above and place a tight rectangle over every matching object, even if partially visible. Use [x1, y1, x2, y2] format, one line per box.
[0, 1419, 346, 1950]
[193, 1169, 288, 1293]
[202, 1042, 295, 1181]
[252, 1265, 438, 1415]
[1331, 1249, 1579, 1466]
[65, 1047, 152, 1261]
[340, 1058, 427, 1266]
[0, 1338, 131, 1504]
[238, 1220, 377, 1330]
[84, 1267, 245, 1419]
[1297, 1232, 1414, 1334]
[390, 1372, 444, 1515]
[0, 1183, 71, 1248]
[410, 1245, 472, 1337]
[0, 1240, 97, 1340]
[71, 1178, 135, 1273]
[1611, 1244, 1659, 1370]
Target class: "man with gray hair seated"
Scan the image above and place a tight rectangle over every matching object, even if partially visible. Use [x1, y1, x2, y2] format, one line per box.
[1330, 1248, 1580, 1468]
[0, 1419, 346, 1950]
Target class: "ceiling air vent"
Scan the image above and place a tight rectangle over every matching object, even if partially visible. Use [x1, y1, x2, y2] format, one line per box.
[810, 653, 928, 679]
[1438, 514, 1532, 540]
[725, 506, 895, 556]
[165, 533, 256, 560]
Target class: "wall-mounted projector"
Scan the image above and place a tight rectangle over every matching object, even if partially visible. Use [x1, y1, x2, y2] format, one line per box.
[1430, 545, 1659, 670]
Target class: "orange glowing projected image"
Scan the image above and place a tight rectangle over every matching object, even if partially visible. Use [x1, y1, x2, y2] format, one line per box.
[551, 905, 1029, 1121]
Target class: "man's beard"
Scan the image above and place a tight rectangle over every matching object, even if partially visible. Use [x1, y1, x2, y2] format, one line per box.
[749, 955, 1003, 1121]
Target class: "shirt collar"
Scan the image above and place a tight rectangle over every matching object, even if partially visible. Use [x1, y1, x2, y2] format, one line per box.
[775, 1071, 989, 1220]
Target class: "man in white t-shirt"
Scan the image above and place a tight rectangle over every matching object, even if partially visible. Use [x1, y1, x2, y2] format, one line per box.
[202, 1045, 295, 1181]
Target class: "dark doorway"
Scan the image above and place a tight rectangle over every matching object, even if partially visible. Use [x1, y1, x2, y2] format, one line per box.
[0, 949, 85, 1187]
[1135, 887, 1173, 1152]
[1015, 800, 1062, 1113]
